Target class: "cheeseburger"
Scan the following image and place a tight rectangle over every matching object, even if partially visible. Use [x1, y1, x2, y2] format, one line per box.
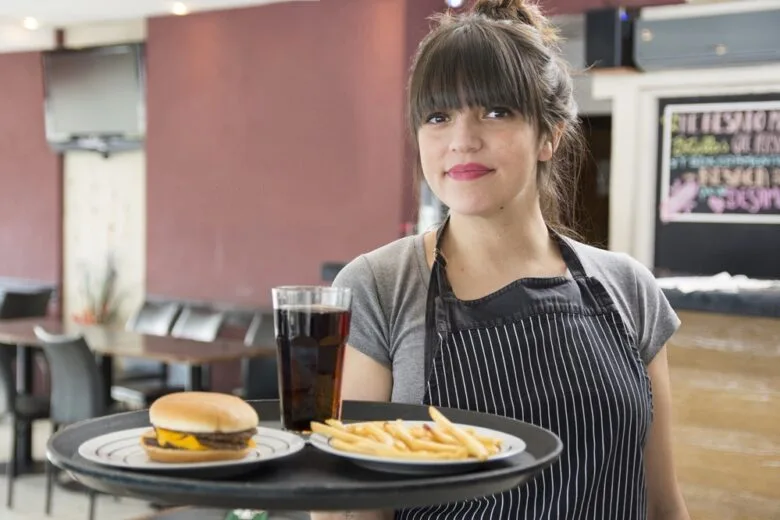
[141, 391, 259, 463]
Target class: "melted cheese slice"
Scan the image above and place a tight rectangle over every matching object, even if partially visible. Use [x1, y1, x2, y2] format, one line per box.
[156, 428, 208, 451]
[155, 428, 256, 451]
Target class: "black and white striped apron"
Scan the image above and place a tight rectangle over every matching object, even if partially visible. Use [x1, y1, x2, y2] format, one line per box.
[396, 218, 653, 520]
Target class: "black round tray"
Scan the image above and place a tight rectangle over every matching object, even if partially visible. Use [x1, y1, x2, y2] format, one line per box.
[47, 400, 562, 511]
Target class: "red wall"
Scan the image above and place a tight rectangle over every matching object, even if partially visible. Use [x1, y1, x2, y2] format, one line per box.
[0, 52, 60, 284]
[146, 0, 412, 306]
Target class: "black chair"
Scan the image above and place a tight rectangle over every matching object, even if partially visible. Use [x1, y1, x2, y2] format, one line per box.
[170, 307, 225, 342]
[34, 326, 111, 520]
[111, 302, 185, 410]
[0, 289, 52, 319]
[241, 312, 279, 400]
[0, 288, 55, 388]
[0, 288, 54, 390]
[1, 347, 50, 509]
[0, 288, 54, 509]
[169, 307, 225, 389]
[126, 301, 182, 337]
[118, 302, 182, 382]
[112, 307, 225, 407]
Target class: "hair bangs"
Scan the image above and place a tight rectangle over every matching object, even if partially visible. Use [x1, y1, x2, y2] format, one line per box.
[409, 23, 541, 133]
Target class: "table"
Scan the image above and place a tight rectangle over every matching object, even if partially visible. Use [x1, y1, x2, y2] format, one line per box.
[47, 400, 562, 511]
[0, 317, 275, 477]
[663, 287, 780, 318]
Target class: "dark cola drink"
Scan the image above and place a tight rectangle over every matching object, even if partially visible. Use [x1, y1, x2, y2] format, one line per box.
[275, 304, 351, 432]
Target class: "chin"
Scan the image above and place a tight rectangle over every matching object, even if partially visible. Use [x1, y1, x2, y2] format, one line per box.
[434, 179, 532, 219]
[439, 192, 509, 218]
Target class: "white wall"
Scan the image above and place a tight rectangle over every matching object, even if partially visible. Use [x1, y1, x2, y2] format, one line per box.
[64, 19, 146, 48]
[63, 151, 146, 324]
[0, 25, 55, 53]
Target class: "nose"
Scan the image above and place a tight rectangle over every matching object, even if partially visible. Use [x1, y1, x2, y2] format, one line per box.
[449, 114, 483, 154]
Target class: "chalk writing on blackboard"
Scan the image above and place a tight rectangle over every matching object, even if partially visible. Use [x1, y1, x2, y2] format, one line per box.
[659, 100, 780, 224]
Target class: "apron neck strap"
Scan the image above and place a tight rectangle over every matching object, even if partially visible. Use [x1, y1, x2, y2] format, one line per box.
[551, 231, 587, 279]
[432, 214, 449, 268]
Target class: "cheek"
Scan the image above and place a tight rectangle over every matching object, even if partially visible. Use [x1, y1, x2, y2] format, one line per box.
[417, 135, 443, 177]
[498, 135, 538, 168]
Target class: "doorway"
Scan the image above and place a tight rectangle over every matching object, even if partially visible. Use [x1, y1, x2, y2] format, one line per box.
[574, 115, 611, 248]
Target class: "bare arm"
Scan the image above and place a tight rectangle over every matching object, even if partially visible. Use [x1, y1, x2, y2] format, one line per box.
[645, 346, 690, 520]
[340, 345, 393, 402]
[310, 346, 394, 520]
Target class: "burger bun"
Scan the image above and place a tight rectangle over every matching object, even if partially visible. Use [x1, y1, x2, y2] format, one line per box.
[149, 391, 259, 433]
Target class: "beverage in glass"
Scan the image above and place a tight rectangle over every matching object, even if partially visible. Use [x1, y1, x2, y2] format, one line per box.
[272, 286, 351, 432]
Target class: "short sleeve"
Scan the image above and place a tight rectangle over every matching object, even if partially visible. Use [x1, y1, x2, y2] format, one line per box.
[331, 255, 392, 368]
[630, 258, 681, 365]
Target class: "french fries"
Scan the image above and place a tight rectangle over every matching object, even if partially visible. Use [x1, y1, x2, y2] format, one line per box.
[311, 407, 503, 462]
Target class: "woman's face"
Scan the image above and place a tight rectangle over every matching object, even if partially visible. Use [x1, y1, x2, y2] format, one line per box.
[417, 106, 552, 218]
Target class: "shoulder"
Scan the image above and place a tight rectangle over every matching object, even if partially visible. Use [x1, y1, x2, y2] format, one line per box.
[564, 238, 653, 291]
[332, 235, 429, 364]
[563, 237, 680, 363]
[333, 235, 426, 293]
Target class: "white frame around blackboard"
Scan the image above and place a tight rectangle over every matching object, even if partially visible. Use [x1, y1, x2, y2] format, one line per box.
[659, 99, 780, 224]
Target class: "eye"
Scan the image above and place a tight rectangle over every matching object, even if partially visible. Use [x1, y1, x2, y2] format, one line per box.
[485, 107, 513, 119]
[424, 112, 449, 125]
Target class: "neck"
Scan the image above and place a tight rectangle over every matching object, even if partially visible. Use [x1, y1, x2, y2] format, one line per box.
[441, 200, 559, 270]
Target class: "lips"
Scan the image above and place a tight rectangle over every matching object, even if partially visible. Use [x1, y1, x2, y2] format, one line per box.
[446, 163, 493, 181]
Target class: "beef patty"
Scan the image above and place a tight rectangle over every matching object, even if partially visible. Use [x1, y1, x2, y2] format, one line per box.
[145, 428, 256, 451]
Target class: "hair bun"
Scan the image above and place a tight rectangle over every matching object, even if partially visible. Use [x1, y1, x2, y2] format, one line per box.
[473, 0, 559, 46]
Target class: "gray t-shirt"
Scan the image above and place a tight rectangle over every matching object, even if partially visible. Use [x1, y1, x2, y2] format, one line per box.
[332, 233, 680, 405]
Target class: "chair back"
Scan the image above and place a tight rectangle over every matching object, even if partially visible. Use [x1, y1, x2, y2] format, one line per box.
[126, 301, 182, 337]
[0, 348, 14, 416]
[171, 307, 224, 342]
[242, 312, 279, 400]
[122, 301, 181, 379]
[0, 289, 52, 319]
[34, 327, 105, 424]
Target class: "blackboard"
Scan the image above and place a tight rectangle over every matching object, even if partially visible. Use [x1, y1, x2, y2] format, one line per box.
[654, 93, 780, 279]
[659, 99, 780, 223]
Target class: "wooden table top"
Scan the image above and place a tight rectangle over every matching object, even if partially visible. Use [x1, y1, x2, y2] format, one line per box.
[0, 317, 275, 364]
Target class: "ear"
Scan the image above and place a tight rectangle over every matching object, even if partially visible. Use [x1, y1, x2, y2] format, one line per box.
[537, 123, 565, 162]
[538, 140, 554, 162]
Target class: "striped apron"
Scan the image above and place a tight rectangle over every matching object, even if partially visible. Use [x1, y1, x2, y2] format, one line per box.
[396, 218, 653, 520]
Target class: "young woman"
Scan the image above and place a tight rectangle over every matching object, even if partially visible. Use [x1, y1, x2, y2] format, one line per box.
[318, 1, 690, 518]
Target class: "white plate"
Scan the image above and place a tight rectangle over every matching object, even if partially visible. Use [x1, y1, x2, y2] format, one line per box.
[309, 421, 526, 475]
[77, 426, 305, 476]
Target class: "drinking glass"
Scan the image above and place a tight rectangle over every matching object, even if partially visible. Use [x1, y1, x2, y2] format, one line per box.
[272, 286, 352, 432]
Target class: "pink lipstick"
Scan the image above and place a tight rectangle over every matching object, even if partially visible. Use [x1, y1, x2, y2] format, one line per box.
[447, 163, 493, 181]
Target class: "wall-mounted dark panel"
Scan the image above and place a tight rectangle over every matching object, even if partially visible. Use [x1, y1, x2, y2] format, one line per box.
[636, 9, 780, 71]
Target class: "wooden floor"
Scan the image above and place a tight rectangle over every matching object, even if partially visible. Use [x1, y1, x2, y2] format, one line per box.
[668, 311, 780, 520]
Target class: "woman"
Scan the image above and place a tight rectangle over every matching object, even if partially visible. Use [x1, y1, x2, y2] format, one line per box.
[319, 0, 690, 518]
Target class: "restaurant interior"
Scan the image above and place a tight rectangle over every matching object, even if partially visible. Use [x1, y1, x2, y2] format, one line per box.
[0, 0, 778, 519]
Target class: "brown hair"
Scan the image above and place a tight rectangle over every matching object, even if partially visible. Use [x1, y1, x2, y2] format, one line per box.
[407, 0, 584, 236]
